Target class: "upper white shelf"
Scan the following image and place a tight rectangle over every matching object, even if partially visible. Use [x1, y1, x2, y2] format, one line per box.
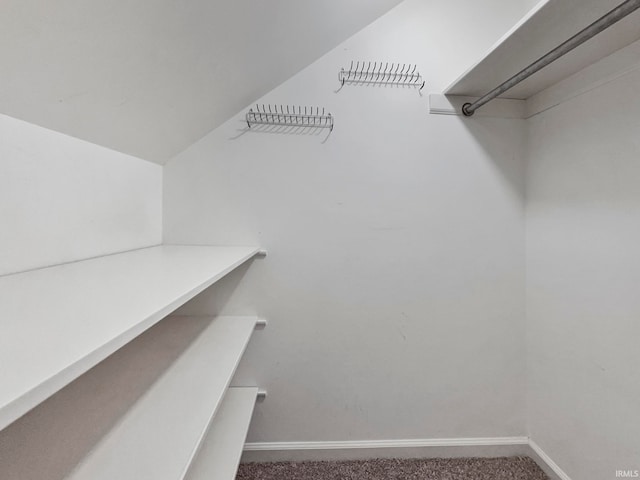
[445, 0, 640, 99]
[0, 245, 260, 431]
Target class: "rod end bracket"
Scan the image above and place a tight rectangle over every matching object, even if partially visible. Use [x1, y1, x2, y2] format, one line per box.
[462, 103, 475, 117]
[255, 318, 268, 330]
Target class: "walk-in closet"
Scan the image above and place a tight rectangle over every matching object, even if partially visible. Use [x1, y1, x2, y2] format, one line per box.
[1, 1, 639, 479]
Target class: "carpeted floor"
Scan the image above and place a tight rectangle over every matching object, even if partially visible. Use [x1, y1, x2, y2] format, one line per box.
[237, 456, 549, 480]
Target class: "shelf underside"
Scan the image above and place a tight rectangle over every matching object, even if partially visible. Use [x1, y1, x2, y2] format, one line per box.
[186, 386, 258, 480]
[66, 316, 257, 480]
[445, 0, 640, 99]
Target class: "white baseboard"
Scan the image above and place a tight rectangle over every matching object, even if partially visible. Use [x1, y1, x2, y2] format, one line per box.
[242, 436, 530, 462]
[528, 439, 572, 480]
[243, 435, 573, 480]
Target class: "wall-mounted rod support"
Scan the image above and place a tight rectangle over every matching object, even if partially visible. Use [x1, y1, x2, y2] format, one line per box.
[462, 0, 640, 116]
[255, 318, 268, 330]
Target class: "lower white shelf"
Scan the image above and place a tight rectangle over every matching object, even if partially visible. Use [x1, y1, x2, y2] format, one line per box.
[65, 315, 258, 480]
[186, 387, 258, 480]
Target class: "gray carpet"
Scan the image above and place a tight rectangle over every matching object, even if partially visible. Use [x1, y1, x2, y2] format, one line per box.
[237, 456, 548, 480]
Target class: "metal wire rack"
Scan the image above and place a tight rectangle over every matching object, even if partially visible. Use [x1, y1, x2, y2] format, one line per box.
[246, 104, 334, 131]
[338, 61, 425, 91]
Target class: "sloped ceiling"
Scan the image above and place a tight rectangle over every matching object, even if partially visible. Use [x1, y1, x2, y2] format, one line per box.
[0, 0, 403, 164]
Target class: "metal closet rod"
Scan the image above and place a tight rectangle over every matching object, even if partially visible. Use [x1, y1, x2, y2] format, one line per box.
[462, 0, 640, 116]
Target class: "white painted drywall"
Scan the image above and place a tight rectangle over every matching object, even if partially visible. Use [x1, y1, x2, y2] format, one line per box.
[164, 0, 529, 443]
[0, 113, 162, 276]
[0, 0, 403, 163]
[522, 0, 544, 13]
[526, 65, 640, 478]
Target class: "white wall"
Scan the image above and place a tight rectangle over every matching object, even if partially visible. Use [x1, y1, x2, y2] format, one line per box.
[526, 65, 640, 478]
[0, 0, 405, 164]
[522, 0, 543, 12]
[0, 113, 162, 276]
[165, 0, 529, 444]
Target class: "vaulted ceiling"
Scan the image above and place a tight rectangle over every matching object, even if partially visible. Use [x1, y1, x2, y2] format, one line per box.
[0, 0, 404, 164]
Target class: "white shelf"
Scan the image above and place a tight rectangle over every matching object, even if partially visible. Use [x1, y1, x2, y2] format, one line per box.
[445, 0, 640, 99]
[186, 387, 258, 480]
[65, 316, 258, 480]
[0, 245, 260, 431]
